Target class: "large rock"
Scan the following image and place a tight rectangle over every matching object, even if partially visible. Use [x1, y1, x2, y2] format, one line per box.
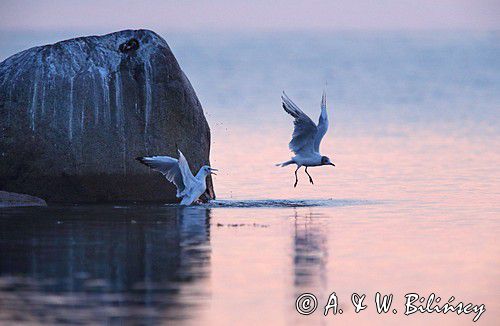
[0, 30, 214, 202]
[0, 191, 47, 208]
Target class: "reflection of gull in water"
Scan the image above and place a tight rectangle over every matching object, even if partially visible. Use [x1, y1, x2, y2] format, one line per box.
[292, 210, 328, 287]
[136, 150, 217, 205]
[276, 90, 335, 187]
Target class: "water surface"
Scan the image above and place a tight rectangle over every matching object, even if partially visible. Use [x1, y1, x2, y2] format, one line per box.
[1, 31, 499, 325]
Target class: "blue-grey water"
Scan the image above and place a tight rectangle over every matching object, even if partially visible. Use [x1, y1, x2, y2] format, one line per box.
[0, 31, 499, 325]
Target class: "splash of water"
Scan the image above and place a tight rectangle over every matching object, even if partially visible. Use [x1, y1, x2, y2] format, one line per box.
[161, 199, 376, 208]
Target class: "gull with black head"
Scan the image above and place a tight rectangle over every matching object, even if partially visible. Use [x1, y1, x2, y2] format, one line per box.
[276, 90, 335, 187]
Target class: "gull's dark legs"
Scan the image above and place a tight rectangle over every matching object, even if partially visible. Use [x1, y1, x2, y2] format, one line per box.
[305, 167, 314, 184]
[294, 166, 300, 188]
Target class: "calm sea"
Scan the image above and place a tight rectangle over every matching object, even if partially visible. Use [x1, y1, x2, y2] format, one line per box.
[0, 31, 499, 325]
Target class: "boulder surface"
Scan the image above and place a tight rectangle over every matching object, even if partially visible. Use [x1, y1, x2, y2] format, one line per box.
[0, 191, 47, 208]
[0, 30, 213, 202]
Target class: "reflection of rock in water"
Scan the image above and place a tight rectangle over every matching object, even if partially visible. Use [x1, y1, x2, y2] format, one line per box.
[0, 205, 211, 324]
[292, 210, 328, 287]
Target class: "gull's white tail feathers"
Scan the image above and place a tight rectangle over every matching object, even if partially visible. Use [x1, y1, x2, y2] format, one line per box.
[276, 159, 294, 167]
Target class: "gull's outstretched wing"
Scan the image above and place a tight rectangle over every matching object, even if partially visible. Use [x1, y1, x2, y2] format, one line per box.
[314, 90, 328, 152]
[176, 150, 197, 192]
[136, 153, 194, 197]
[281, 91, 318, 155]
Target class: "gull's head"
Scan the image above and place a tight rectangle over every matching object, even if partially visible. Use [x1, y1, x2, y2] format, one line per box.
[201, 165, 218, 176]
[321, 156, 335, 167]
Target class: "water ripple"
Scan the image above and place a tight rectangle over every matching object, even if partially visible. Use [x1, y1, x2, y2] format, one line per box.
[202, 199, 376, 208]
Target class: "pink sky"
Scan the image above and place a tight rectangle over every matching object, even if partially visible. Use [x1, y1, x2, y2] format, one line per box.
[1, 0, 499, 32]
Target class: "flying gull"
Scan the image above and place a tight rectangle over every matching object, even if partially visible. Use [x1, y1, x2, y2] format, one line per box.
[276, 90, 335, 187]
[136, 150, 217, 205]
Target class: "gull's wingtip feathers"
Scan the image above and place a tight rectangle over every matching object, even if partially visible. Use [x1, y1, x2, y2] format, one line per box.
[177, 149, 186, 159]
[136, 156, 155, 168]
[136, 156, 155, 169]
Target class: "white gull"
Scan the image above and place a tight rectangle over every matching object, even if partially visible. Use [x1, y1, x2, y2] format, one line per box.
[276, 90, 335, 187]
[136, 150, 217, 205]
